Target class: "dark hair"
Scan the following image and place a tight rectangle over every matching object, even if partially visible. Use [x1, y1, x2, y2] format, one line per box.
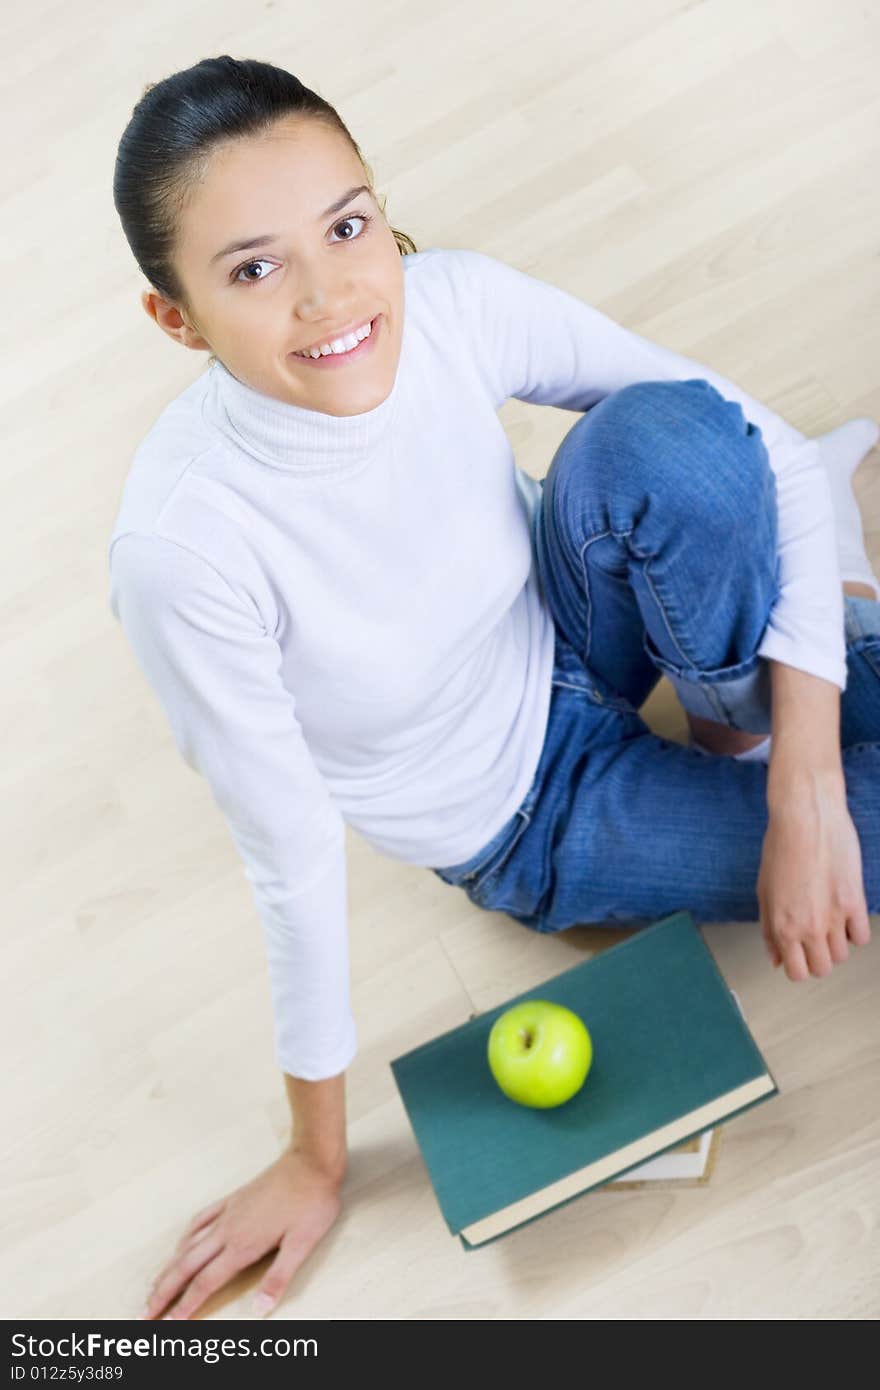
[112, 55, 417, 318]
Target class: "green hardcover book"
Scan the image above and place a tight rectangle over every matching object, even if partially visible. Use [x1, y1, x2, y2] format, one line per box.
[389, 909, 778, 1249]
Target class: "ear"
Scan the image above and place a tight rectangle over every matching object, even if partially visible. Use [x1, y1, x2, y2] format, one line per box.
[140, 287, 212, 353]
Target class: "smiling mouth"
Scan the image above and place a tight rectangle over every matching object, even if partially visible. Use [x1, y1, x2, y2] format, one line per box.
[292, 315, 379, 359]
[289, 314, 383, 369]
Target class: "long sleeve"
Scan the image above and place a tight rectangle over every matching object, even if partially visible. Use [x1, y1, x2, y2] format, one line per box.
[449, 249, 846, 691]
[108, 531, 357, 1081]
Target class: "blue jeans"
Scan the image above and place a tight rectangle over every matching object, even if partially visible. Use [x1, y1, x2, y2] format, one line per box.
[431, 379, 880, 930]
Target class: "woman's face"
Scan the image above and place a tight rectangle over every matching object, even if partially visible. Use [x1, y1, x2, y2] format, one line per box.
[143, 117, 405, 417]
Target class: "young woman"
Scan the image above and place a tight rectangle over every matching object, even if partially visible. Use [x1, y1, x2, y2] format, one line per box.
[110, 56, 880, 1320]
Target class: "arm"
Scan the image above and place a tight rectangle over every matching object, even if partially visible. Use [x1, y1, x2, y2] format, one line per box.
[112, 532, 357, 1320]
[284, 1070, 348, 1184]
[109, 531, 357, 1081]
[445, 248, 847, 693]
[142, 1069, 349, 1322]
[757, 659, 871, 980]
[767, 660, 843, 797]
[444, 250, 867, 980]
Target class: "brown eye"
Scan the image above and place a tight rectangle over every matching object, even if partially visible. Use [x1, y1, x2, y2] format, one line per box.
[330, 212, 372, 242]
[232, 258, 276, 285]
[232, 212, 373, 286]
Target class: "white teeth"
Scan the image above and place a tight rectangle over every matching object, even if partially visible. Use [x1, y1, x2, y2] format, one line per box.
[295, 318, 373, 358]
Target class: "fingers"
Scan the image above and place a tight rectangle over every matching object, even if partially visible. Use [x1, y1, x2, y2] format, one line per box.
[827, 923, 850, 965]
[251, 1233, 312, 1319]
[773, 914, 870, 981]
[142, 1232, 225, 1320]
[184, 1198, 225, 1239]
[151, 1221, 219, 1294]
[799, 934, 834, 979]
[780, 940, 810, 982]
[772, 922, 861, 978]
[160, 1247, 242, 1322]
[142, 1200, 225, 1313]
[846, 907, 872, 949]
[761, 925, 781, 968]
[178, 1222, 221, 1259]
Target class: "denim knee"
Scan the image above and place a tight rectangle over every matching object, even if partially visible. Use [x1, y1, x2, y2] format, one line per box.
[557, 377, 777, 536]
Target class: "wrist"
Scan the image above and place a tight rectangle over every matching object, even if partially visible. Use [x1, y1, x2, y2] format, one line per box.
[283, 1070, 347, 1185]
[288, 1138, 348, 1186]
[768, 660, 842, 781]
[767, 759, 847, 817]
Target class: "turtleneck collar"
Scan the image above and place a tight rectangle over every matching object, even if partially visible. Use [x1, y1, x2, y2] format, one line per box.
[201, 323, 404, 480]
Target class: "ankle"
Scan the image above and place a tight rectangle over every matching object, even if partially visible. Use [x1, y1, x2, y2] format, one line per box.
[686, 713, 768, 756]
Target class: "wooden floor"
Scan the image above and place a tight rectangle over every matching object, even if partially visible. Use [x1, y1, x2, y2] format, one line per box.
[3, 0, 878, 1320]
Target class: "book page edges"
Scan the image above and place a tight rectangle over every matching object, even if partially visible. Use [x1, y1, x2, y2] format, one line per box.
[604, 1123, 722, 1190]
[459, 1072, 774, 1244]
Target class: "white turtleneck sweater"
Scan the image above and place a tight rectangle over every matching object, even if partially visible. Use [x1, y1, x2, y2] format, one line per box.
[107, 246, 845, 1080]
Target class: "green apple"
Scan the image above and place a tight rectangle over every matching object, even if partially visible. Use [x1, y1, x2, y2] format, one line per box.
[487, 999, 593, 1108]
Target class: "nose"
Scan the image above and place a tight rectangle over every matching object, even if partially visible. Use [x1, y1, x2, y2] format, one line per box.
[295, 297, 358, 331]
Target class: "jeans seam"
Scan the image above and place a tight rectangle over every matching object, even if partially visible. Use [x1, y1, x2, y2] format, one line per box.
[469, 810, 532, 895]
[639, 552, 699, 668]
[551, 675, 608, 706]
[460, 834, 511, 885]
[704, 681, 736, 724]
[551, 676, 591, 695]
[623, 530, 758, 724]
[578, 525, 637, 673]
[579, 523, 723, 713]
[638, 632, 734, 723]
[858, 641, 880, 684]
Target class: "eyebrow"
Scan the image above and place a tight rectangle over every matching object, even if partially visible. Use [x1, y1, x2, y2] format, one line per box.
[210, 185, 372, 265]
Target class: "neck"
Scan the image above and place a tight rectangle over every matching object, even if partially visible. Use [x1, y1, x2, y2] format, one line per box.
[203, 355, 402, 478]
